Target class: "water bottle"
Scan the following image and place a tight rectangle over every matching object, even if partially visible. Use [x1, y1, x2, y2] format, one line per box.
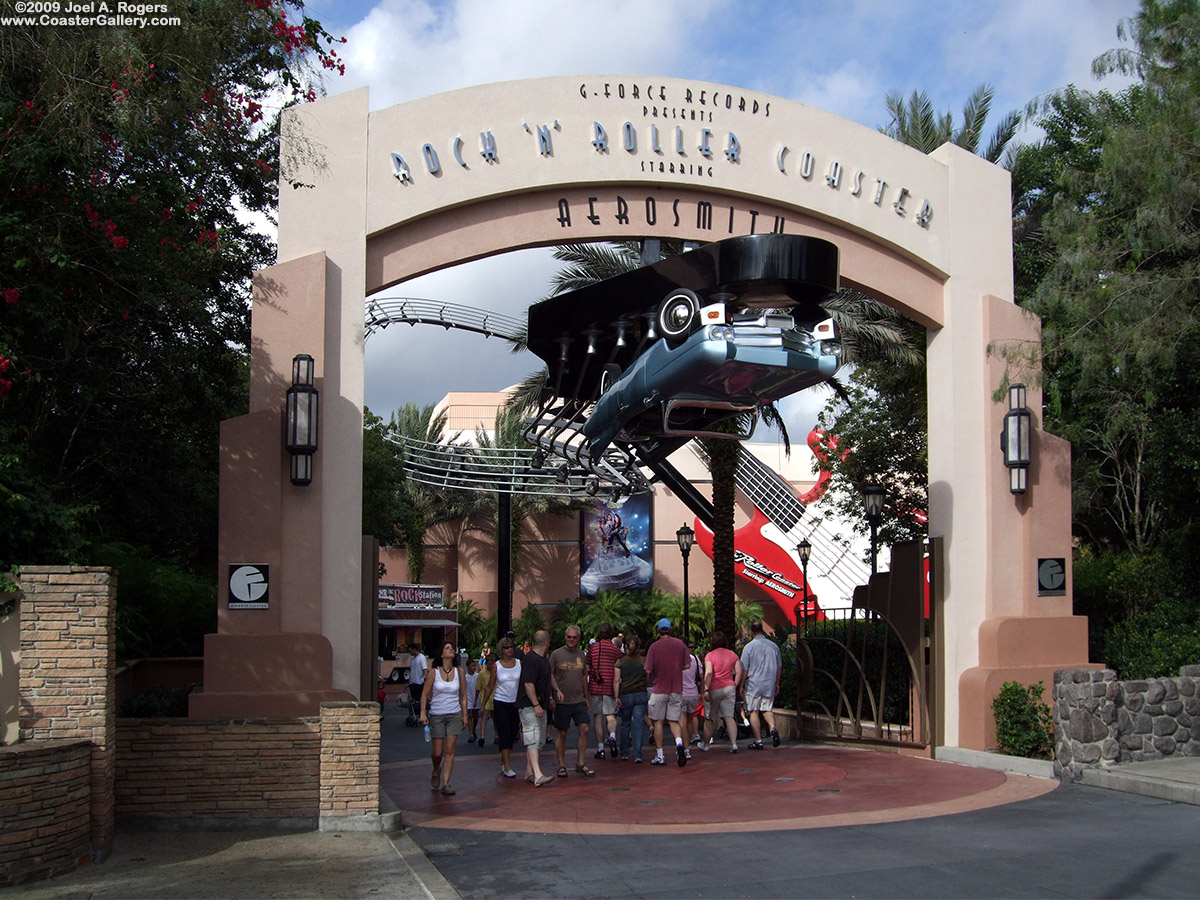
[423, 724, 431, 743]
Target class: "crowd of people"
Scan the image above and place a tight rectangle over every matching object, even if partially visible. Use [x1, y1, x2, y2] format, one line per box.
[404, 618, 785, 791]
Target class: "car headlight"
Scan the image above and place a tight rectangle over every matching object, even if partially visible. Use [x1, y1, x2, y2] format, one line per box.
[708, 325, 735, 341]
[819, 340, 842, 358]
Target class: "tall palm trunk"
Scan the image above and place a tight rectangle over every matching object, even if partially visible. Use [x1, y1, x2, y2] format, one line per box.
[706, 437, 739, 639]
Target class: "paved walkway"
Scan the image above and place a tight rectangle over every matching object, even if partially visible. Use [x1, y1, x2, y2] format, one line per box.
[8, 691, 1199, 899]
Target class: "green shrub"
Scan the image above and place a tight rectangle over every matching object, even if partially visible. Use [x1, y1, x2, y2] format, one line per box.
[992, 681, 1054, 759]
[120, 683, 197, 718]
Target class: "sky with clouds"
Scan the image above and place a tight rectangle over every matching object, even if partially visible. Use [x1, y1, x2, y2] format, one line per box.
[298, 0, 1140, 430]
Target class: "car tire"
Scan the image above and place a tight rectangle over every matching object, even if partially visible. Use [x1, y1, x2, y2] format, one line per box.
[388, 668, 405, 684]
[657, 289, 700, 346]
[599, 363, 621, 394]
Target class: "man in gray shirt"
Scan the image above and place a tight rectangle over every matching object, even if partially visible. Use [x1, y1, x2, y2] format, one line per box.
[739, 622, 782, 749]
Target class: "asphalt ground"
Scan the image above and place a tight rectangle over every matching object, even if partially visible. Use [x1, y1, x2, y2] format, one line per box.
[8, 686, 1199, 899]
[384, 688, 1200, 899]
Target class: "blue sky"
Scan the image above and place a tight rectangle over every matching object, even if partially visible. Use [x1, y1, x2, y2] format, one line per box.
[298, 0, 1141, 420]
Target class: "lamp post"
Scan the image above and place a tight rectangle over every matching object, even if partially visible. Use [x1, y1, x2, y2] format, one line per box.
[796, 538, 811, 619]
[285, 354, 318, 486]
[676, 523, 695, 640]
[860, 483, 884, 576]
[794, 537, 812, 736]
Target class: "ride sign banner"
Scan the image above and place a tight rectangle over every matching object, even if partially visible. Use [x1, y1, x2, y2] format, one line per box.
[379, 583, 445, 608]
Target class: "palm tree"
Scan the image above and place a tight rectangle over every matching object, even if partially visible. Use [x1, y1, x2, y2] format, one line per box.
[388, 402, 454, 582]
[881, 83, 1020, 164]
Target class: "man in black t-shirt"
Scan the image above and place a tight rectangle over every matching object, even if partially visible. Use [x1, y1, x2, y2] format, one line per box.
[518, 629, 554, 785]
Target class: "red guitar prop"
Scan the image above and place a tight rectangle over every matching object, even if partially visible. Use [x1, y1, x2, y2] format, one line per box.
[694, 431, 854, 624]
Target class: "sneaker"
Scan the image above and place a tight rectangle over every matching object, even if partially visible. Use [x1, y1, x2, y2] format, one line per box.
[431, 770, 441, 789]
[607, 735, 618, 757]
[749, 740, 765, 750]
[651, 756, 665, 766]
[440, 783, 455, 796]
[690, 734, 701, 745]
[676, 743, 687, 767]
[684, 749, 692, 760]
[695, 741, 709, 752]
[771, 727, 780, 748]
[501, 766, 517, 778]
[729, 746, 738, 754]
[594, 748, 606, 760]
[478, 737, 485, 748]
[634, 756, 643, 764]
[620, 756, 629, 761]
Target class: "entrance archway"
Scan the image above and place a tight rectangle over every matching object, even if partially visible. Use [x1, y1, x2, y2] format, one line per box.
[195, 76, 1094, 749]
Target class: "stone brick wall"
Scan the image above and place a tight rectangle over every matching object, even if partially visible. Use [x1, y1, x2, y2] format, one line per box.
[115, 719, 322, 822]
[0, 740, 92, 887]
[319, 702, 380, 827]
[16, 566, 117, 862]
[1054, 666, 1200, 782]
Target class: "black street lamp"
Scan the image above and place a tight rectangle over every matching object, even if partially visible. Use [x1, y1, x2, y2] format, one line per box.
[795, 538, 812, 620]
[860, 483, 884, 576]
[676, 523, 695, 639]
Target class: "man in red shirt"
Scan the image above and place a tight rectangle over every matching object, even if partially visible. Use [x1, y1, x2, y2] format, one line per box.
[586, 622, 622, 760]
[643, 618, 689, 767]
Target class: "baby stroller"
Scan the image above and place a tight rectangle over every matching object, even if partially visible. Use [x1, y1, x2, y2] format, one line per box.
[403, 684, 421, 728]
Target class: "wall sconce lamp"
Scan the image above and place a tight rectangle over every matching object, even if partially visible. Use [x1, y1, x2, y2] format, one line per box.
[1001, 383, 1032, 494]
[285, 354, 319, 486]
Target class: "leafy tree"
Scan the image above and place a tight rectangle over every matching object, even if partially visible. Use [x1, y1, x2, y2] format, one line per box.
[383, 402, 454, 582]
[1023, 0, 1200, 556]
[816, 82, 1022, 553]
[0, 2, 344, 583]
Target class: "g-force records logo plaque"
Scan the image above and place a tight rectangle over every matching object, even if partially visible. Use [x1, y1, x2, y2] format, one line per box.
[228, 564, 269, 609]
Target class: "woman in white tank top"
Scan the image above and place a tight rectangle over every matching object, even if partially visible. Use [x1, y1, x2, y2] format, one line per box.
[420, 641, 468, 795]
[482, 637, 523, 777]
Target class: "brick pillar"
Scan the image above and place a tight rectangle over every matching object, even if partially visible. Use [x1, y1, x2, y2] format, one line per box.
[18, 566, 117, 860]
[318, 701, 380, 831]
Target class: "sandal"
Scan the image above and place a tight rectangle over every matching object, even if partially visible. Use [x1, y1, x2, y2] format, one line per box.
[556, 766, 569, 778]
[440, 783, 455, 796]
[574, 764, 596, 777]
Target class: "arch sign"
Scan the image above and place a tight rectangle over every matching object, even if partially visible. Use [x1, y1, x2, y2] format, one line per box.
[194, 76, 1096, 750]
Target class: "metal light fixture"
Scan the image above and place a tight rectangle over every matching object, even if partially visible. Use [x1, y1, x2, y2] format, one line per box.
[285, 354, 318, 486]
[676, 523, 695, 639]
[796, 538, 812, 619]
[860, 483, 884, 576]
[1001, 383, 1032, 494]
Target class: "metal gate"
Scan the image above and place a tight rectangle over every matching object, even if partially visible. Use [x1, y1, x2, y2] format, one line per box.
[795, 539, 938, 750]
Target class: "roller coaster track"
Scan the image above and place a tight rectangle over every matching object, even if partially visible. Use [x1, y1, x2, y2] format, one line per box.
[364, 297, 525, 343]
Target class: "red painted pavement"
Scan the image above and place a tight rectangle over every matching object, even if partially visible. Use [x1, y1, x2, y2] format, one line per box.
[382, 741, 1056, 835]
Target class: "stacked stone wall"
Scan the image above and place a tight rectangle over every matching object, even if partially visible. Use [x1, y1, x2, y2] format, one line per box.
[115, 718, 322, 822]
[0, 740, 93, 886]
[1054, 665, 1200, 782]
[318, 702, 380, 828]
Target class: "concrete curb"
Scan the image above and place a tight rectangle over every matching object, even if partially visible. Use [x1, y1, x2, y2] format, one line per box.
[1079, 767, 1200, 806]
[934, 746, 1056, 779]
[388, 829, 464, 900]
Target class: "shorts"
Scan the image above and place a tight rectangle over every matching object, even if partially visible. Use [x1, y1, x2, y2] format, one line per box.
[704, 685, 736, 720]
[553, 700, 590, 731]
[427, 711, 461, 739]
[519, 705, 546, 747]
[681, 695, 699, 717]
[744, 693, 775, 712]
[647, 691, 683, 722]
[588, 694, 616, 717]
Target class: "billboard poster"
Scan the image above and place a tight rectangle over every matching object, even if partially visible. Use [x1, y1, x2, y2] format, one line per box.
[580, 492, 653, 596]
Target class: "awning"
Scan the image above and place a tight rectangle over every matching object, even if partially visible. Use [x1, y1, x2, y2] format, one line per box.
[378, 618, 459, 628]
